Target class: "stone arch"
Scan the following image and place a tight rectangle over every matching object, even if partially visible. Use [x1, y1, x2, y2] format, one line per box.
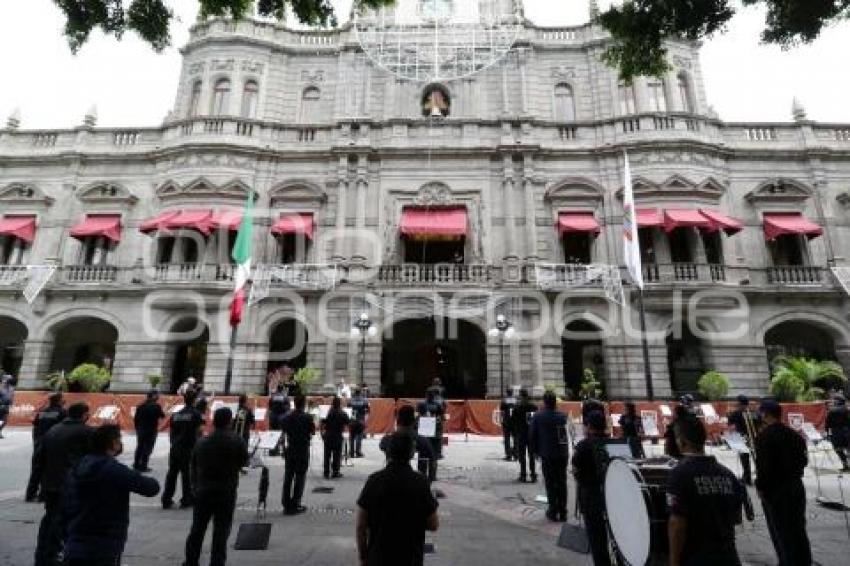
[0, 314, 29, 377]
[756, 311, 850, 348]
[561, 317, 607, 398]
[35, 307, 125, 341]
[269, 180, 327, 206]
[45, 316, 119, 375]
[164, 317, 210, 393]
[267, 318, 309, 387]
[545, 177, 606, 205]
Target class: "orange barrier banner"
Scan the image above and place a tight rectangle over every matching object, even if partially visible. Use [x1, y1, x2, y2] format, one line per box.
[6, 392, 832, 437]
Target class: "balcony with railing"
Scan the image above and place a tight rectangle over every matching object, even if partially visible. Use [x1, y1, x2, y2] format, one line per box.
[263, 264, 340, 290]
[377, 264, 493, 286]
[151, 263, 234, 283]
[63, 265, 118, 283]
[0, 265, 27, 286]
[643, 263, 728, 285]
[765, 265, 825, 286]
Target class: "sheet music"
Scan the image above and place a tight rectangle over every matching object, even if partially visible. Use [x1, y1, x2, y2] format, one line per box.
[418, 416, 437, 438]
[318, 405, 331, 419]
[257, 431, 283, 450]
[700, 404, 718, 424]
[253, 408, 267, 421]
[801, 422, 823, 443]
[723, 431, 750, 454]
[640, 411, 660, 437]
[610, 413, 621, 428]
[659, 405, 672, 417]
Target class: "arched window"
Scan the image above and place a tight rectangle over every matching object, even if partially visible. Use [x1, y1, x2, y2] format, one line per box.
[421, 84, 450, 117]
[300, 86, 321, 123]
[618, 82, 636, 115]
[241, 80, 259, 118]
[553, 83, 576, 122]
[188, 80, 202, 117]
[210, 78, 231, 115]
[677, 72, 693, 113]
[647, 79, 667, 112]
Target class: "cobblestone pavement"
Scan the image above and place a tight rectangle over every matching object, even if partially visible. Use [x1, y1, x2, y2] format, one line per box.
[1, 429, 848, 565]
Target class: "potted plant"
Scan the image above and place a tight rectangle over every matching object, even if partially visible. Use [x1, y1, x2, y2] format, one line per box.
[293, 367, 318, 395]
[67, 363, 111, 393]
[45, 371, 69, 392]
[770, 356, 847, 401]
[579, 368, 603, 399]
[146, 373, 163, 391]
[697, 371, 730, 401]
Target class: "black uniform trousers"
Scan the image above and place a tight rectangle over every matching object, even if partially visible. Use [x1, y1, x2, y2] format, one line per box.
[25, 440, 43, 500]
[541, 456, 568, 516]
[762, 482, 812, 566]
[282, 455, 308, 511]
[134, 431, 157, 470]
[182, 490, 237, 566]
[323, 438, 343, 477]
[580, 492, 611, 566]
[162, 450, 193, 506]
[514, 431, 536, 480]
[738, 452, 752, 485]
[502, 425, 514, 459]
[33, 490, 62, 566]
[349, 421, 365, 456]
[67, 558, 120, 566]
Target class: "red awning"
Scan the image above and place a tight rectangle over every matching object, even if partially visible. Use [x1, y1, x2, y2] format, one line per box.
[140, 209, 216, 235]
[271, 213, 314, 239]
[557, 212, 600, 235]
[69, 214, 122, 243]
[139, 210, 180, 234]
[699, 209, 743, 235]
[400, 206, 467, 240]
[664, 209, 712, 233]
[763, 213, 823, 241]
[0, 215, 36, 243]
[636, 208, 664, 228]
[210, 209, 242, 232]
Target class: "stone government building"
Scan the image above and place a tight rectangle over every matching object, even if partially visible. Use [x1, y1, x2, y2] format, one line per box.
[2, 1, 850, 398]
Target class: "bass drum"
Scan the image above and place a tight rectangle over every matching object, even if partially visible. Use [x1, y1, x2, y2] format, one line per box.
[603, 458, 673, 565]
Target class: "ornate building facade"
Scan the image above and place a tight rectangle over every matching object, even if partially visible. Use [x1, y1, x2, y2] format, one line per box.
[2, 3, 850, 398]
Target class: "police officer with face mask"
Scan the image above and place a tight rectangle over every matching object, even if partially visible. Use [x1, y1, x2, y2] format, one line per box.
[162, 391, 204, 509]
[26, 392, 67, 502]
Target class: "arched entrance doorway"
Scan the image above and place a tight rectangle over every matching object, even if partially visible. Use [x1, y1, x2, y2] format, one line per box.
[267, 319, 308, 391]
[764, 320, 837, 370]
[0, 316, 27, 378]
[381, 317, 486, 398]
[167, 319, 209, 393]
[561, 320, 605, 399]
[666, 327, 706, 396]
[49, 317, 118, 374]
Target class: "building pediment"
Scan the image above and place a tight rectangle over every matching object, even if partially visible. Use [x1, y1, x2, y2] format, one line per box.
[544, 177, 604, 209]
[156, 177, 255, 203]
[77, 182, 138, 206]
[0, 183, 54, 207]
[417, 182, 454, 205]
[269, 181, 327, 206]
[745, 179, 811, 205]
[615, 175, 724, 202]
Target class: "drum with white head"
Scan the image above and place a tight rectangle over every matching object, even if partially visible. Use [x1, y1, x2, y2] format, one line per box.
[604, 458, 651, 565]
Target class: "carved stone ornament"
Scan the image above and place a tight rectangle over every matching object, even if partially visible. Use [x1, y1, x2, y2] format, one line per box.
[211, 58, 235, 71]
[188, 62, 206, 75]
[614, 175, 725, 201]
[551, 65, 576, 80]
[745, 179, 811, 205]
[77, 183, 138, 206]
[300, 69, 325, 84]
[155, 177, 256, 203]
[269, 182, 327, 205]
[241, 60, 264, 74]
[0, 183, 54, 206]
[416, 182, 453, 205]
[672, 56, 692, 69]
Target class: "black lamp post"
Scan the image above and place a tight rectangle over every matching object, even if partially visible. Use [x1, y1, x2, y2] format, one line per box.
[489, 314, 513, 399]
[352, 312, 374, 390]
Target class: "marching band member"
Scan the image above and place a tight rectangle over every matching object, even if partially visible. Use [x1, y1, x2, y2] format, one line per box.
[665, 396, 696, 459]
[726, 395, 760, 485]
[618, 401, 645, 459]
[321, 396, 350, 479]
[826, 394, 850, 471]
[529, 391, 568, 522]
[571, 410, 611, 566]
[511, 389, 538, 483]
[232, 393, 255, 446]
[349, 387, 370, 458]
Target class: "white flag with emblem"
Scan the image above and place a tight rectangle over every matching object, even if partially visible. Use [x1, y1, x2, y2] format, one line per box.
[622, 152, 644, 289]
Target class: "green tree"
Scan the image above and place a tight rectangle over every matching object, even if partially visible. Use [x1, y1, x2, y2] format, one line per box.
[68, 363, 112, 392]
[598, 1, 850, 81]
[697, 370, 730, 401]
[51, 0, 394, 53]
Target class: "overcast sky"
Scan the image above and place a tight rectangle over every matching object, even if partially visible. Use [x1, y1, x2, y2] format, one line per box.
[1, 0, 848, 129]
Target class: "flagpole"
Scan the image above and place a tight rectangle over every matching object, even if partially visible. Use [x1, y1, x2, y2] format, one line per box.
[224, 324, 237, 395]
[636, 287, 654, 401]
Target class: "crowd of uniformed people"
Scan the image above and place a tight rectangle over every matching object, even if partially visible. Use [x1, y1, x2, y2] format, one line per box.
[10, 370, 850, 566]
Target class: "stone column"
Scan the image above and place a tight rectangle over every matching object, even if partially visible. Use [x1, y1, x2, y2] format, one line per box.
[16, 339, 53, 389]
[502, 155, 519, 260]
[352, 155, 369, 262]
[111, 341, 170, 392]
[522, 154, 540, 260]
[332, 156, 348, 261]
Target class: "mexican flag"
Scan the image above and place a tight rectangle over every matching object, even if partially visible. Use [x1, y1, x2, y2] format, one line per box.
[622, 151, 644, 290]
[229, 194, 254, 326]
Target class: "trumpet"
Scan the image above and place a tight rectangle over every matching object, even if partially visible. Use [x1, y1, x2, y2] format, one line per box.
[743, 409, 759, 464]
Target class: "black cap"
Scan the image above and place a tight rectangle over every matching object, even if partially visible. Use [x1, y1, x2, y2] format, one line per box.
[736, 394, 749, 405]
[759, 399, 781, 419]
[680, 394, 694, 406]
[585, 410, 606, 432]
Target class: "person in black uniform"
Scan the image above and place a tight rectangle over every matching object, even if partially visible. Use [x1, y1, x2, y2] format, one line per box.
[511, 389, 537, 483]
[618, 401, 645, 458]
[321, 396, 350, 479]
[133, 390, 166, 472]
[25, 392, 66, 502]
[667, 414, 744, 566]
[755, 400, 812, 566]
[571, 410, 611, 566]
[183, 407, 249, 566]
[267, 383, 290, 456]
[380, 404, 436, 481]
[418, 389, 446, 464]
[162, 391, 205, 509]
[826, 394, 850, 471]
[581, 396, 605, 424]
[280, 394, 316, 515]
[349, 388, 370, 458]
[232, 393, 256, 446]
[530, 391, 569, 522]
[726, 395, 760, 485]
[33, 402, 93, 566]
[499, 389, 516, 461]
[665, 397, 695, 458]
